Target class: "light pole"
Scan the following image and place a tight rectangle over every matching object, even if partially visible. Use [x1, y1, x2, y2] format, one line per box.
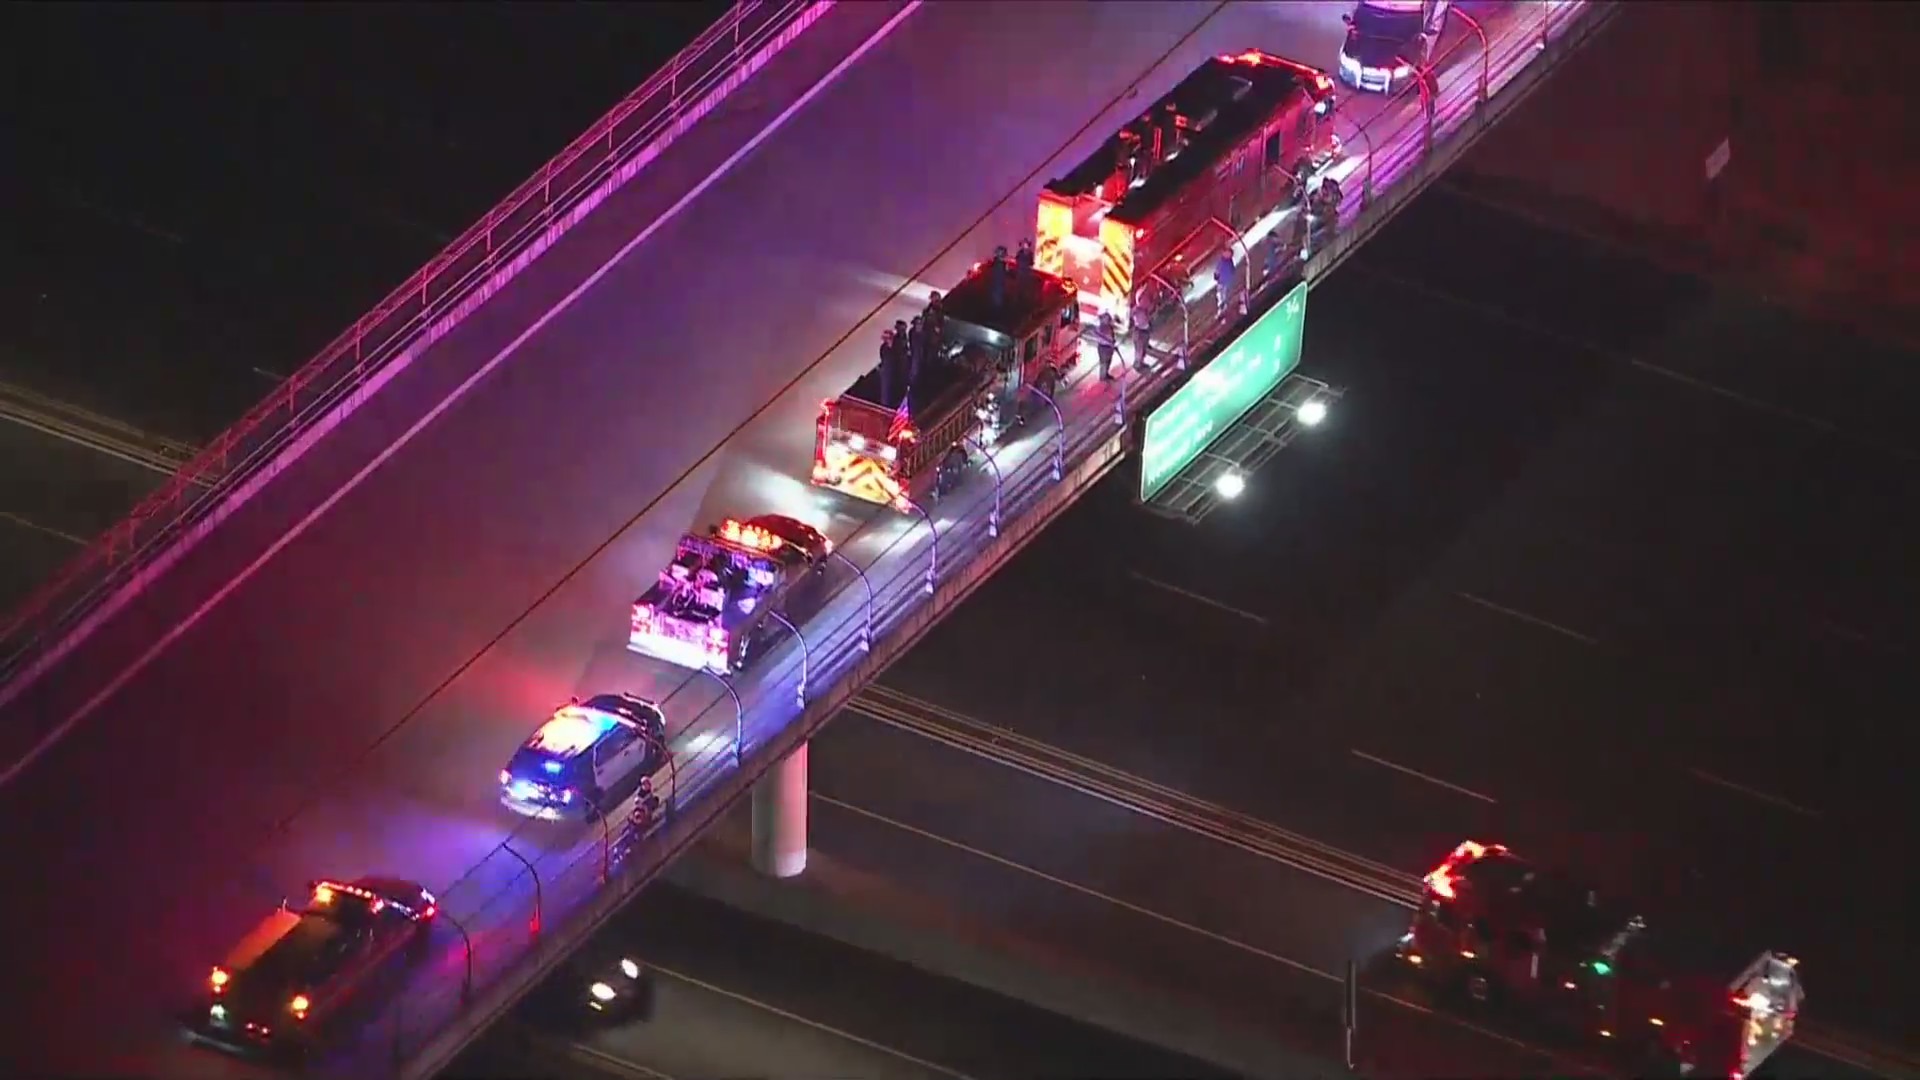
[828, 550, 874, 652]
[1023, 383, 1066, 482]
[963, 435, 1003, 537]
[769, 611, 808, 707]
[903, 497, 938, 595]
[697, 668, 744, 767]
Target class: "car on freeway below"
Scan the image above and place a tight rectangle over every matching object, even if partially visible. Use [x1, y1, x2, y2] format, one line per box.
[500, 693, 668, 821]
[516, 948, 655, 1037]
[188, 877, 436, 1060]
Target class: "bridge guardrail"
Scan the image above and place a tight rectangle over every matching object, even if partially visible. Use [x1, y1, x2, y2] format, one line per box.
[0, 0, 836, 692]
[313, 5, 1617, 1074]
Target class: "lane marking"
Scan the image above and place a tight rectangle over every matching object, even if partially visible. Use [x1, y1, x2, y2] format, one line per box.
[1687, 767, 1823, 821]
[565, 1040, 677, 1080]
[1349, 749, 1498, 805]
[647, 961, 978, 1080]
[1454, 590, 1597, 645]
[810, 792, 1584, 1072]
[0, 512, 86, 547]
[0, 410, 180, 477]
[1346, 260, 1917, 464]
[1128, 570, 1269, 626]
[251, 367, 287, 382]
[0, 3, 926, 784]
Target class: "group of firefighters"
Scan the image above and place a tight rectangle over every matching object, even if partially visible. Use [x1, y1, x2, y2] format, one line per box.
[875, 287, 951, 411]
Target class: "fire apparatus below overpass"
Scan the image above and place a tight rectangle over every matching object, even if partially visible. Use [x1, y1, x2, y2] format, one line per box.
[0, 2, 1615, 1075]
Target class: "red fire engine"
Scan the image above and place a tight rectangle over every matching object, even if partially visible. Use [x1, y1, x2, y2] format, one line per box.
[1400, 840, 1804, 1078]
[810, 257, 1081, 511]
[1035, 49, 1340, 319]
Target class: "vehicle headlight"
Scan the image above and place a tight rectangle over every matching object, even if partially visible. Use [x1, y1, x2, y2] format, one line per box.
[847, 434, 867, 452]
[209, 1004, 227, 1020]
[879, 444, 897, 462]
[590, 981, 618, 1002]
[620, 958, 640, 979]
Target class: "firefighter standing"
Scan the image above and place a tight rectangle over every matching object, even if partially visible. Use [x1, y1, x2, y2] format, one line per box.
[1130, 294, 1154, 372]
[906, 314, 928, 385]
[1093, 312, 1118, 381]
[878, 326, 901, 407]
[1214, 249, 1237, 320]
[924, 291, 946, 366]
[1015, 237, 1035, 278]
[987, 244, 1010, 307]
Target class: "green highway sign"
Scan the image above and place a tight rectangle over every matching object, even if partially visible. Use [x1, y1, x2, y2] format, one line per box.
[1139, 280, 1307, 501]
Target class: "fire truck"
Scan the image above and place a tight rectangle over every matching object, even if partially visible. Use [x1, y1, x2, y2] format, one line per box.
[1399, 840, 1804, 1078]
[627, 515, 831, 674]
[811, 255, 1082, 511]
[1035, 49, 1340, 319]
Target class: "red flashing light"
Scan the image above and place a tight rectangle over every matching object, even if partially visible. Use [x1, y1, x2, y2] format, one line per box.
[897, 427, 917, 442]
[1315, 74, 1334, 93]
[1134, 227, 1146, 240]
[1422, 840, 1504, 900]
[289, 994, 311, 1019]
[716, 518, 783, 553]
[210, 966, 229, 993]
[312, 880, 385, 912]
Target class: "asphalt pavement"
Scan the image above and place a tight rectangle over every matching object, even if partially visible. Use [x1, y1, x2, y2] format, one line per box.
[3, 2, 727, 441]
[0, 2, 1395, 1071]
[879, 184, 1920, 1055]
[456, 883, 1236, 1080]
[0, 416, 165, 609]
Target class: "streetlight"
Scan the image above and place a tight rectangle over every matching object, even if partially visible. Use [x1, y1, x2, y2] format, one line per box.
[1214, 471, 1247, 500]
[1297, 398, 1329, 427]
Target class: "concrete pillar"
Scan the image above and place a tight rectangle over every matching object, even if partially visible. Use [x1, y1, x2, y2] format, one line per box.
[750, 742, 808, 878]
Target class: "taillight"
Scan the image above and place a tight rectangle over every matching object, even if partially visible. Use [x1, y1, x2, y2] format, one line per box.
[210, 966, 229, 993]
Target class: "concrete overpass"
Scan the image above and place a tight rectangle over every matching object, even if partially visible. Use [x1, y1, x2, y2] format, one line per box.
[0, 2, 1613, 1075]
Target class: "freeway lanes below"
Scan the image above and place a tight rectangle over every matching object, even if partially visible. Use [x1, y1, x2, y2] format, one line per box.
[0, 418, 164, 609]
[480, 884, 1234, 1080]
[693, 709, 1576, 1079]
[0, 1, 1416, 1071]
[883, 185, 1920, 1053]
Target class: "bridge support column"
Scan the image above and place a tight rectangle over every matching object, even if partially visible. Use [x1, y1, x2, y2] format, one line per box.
[750, 743, 808, 878]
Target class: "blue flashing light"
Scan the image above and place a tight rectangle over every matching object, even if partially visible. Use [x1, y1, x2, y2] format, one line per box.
[542, 760, 565, 774]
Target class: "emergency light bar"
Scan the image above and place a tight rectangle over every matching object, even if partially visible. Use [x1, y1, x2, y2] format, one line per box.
[715, 518, 783, 553]
[1422, 839, 1506, 899]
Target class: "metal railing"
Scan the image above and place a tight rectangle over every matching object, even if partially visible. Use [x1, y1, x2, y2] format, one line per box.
[0, 0, 836, 689]
[319, 6, 1616, 1074]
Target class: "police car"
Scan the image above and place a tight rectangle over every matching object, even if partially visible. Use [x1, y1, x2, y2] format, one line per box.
[190, 877, 436, 1057]
[500, 693, 668, 821]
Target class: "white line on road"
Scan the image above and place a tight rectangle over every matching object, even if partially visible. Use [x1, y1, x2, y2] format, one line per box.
[0, 410, 179, 477]
[1454, 591, 1597, 645]
[251, 366, 287, 382]
[1350, 749, 1499, 805]
[1687, 767, 1823, 820]
[0, 511, 86, 546]
[650, 961, 978, 1080]
[1129, 570, 1268, 626]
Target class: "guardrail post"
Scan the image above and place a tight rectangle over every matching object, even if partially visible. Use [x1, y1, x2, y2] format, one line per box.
[1023, 384, 1066, 482]
[698, 669, 746, 767]
[902, 497, 939, 594]
[828, 550, 875, 652]
[963, 435, 1003, 537]
[1343, 958, 1359, 1071]
[769, 611, 808, 706]
[1146, 270, 1189, 368]
[1449, 6, 1490, 105]
[442, 911, 474, 1007]
[1401, 55, 1435, 156]
[500, 841, 541, 936]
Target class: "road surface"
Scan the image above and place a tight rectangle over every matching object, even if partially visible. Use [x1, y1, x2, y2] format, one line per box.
[454, 883, 1234, 1080]
[0, 2, 1418, 1071]
[0, 415, 166, 609]
[2, 2, 727, 441]
[880, 184, 1919, 1059]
